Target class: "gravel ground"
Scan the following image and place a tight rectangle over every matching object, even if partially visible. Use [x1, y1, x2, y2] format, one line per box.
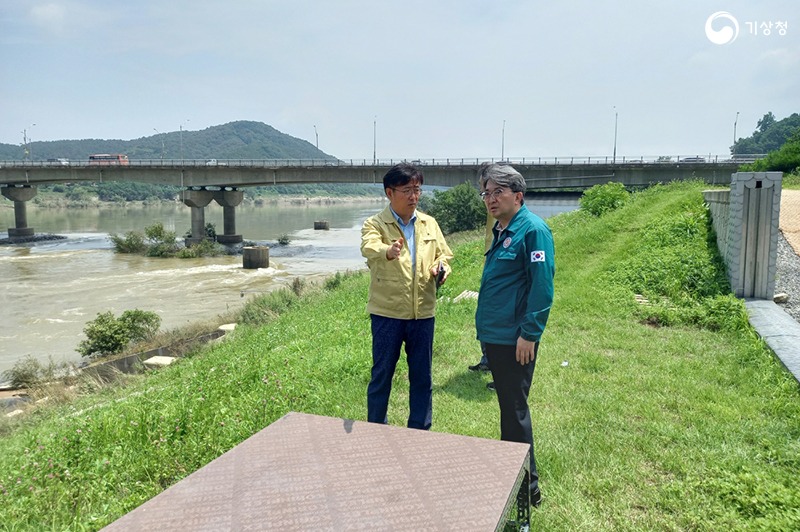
[774, 233, 800, 321]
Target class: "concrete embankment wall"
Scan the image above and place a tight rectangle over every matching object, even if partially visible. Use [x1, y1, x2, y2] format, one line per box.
[703, 172, 783, 299]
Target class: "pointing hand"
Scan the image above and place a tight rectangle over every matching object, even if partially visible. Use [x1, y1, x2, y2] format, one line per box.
[386, 238, 404, 260]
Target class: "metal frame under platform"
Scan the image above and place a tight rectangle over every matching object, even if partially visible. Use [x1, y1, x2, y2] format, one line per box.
[102, 411, 530, 531]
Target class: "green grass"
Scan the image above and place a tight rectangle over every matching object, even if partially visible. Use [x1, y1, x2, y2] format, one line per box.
[1, 181, 799, 530]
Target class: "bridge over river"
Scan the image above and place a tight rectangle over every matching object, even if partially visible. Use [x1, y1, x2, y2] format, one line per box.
[0, 155, 754, 243]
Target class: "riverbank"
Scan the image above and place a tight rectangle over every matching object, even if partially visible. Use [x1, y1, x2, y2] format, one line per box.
[1, 181, 798, 530]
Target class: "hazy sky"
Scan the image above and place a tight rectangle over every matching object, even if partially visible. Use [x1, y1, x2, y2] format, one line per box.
[1, 1, 797, 160]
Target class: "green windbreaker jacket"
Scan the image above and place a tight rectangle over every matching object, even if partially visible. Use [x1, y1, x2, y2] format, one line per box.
[476, 205, 555, 345]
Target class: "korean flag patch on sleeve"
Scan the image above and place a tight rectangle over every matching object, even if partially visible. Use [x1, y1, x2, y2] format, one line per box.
[531, 250, 546, 262]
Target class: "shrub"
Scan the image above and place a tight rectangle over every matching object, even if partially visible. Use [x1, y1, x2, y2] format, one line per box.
[184, 223, 217, 240]
[580, 181, 630, 216]
[77, 310, 161, 358]
[118, 309, 161, 342]
[177, 239, 224, 258]
[291, 277, 305, 296]
[110, 231, 147, 253]
[144, 222, 180, 257]
[1, 355, 65, 389]
[278, 234, 291, 245]
[421, 182, 486, 234]
[740, 128, 800, 174]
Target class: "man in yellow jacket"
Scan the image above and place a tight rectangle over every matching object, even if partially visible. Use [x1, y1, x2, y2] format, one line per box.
[361, 162, 453, 430]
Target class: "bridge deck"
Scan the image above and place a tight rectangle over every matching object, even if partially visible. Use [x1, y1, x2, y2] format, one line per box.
[101, 412, 530, 531]
[0, 158, 744, 190]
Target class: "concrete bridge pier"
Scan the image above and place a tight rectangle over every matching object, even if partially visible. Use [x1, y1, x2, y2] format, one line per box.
[1, 185, 38, 237]
[213, 189, 244, 244]
[181, 188, 214, 246]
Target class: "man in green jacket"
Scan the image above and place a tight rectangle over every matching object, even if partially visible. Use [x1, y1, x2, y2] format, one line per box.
[475, 163, 555, 507]
[361, 163, 453, 430]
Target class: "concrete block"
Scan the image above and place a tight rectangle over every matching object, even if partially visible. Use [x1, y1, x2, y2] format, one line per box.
[143, 356, 177, 368]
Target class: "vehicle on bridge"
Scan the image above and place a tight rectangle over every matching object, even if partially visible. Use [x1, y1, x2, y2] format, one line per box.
[88, 154, 129, 166]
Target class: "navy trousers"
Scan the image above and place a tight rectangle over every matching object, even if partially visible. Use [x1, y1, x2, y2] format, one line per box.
[368, 314, 434, 430]
[485, 342, 539, 493]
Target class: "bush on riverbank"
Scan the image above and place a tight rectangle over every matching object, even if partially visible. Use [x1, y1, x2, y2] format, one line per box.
[77, 310, 162, 359]
[1, 181, 798, 530]
[110, 222, 226, 258]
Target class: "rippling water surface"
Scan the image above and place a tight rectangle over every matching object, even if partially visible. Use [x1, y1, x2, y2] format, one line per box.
[0, 202, 379, 378]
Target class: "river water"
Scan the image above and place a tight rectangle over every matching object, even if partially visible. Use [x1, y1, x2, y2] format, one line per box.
[0, 196, 578, 381]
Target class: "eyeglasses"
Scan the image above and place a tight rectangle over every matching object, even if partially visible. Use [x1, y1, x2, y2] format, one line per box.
[479, 188, 508, 201]
[392, 187, 422, 197]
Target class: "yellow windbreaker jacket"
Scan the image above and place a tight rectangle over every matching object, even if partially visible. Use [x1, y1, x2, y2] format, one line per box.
[361, 206, 453, 320]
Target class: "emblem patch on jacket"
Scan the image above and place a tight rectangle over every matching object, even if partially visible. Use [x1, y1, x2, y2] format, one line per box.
[531, 250, 545, 262]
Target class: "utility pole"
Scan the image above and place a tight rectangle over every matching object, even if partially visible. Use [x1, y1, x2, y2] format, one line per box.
[373, 116, 377, 164]
[733, 111, 740, 149]
[314, 125, 319, 149]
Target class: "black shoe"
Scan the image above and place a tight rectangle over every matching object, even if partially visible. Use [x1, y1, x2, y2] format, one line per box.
[487, 382, 495, 391]
[469, 362, 490, 372]
[530, 488, 542, 508]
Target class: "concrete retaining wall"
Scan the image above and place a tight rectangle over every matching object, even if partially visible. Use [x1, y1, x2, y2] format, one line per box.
[704, 172, 783, 299]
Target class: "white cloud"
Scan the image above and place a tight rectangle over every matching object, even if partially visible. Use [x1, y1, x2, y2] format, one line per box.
[29, 2, 67, 31]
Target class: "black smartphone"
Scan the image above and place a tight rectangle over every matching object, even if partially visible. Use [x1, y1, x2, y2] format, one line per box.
[436, 261, 445, 287]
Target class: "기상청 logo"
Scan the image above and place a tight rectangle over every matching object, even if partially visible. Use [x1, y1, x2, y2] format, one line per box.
[705, 11, 740, 44]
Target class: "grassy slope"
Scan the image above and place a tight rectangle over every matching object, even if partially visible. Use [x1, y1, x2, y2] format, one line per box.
[1, 181, 798, 531]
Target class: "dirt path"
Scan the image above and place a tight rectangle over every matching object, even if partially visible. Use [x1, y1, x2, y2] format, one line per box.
[781, 190, 800, 256]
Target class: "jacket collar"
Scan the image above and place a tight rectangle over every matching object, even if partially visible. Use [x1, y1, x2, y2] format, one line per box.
[494, 204, 528, 235]
[379, 205, 421, 226]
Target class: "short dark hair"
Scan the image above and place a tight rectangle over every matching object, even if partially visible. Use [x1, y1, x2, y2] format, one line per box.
[383, 162, 424, 190]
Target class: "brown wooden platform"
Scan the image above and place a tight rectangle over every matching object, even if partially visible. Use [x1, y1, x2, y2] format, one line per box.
[102, 412, 530, 531]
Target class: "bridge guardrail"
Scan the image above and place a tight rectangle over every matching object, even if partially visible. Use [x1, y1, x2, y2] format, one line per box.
[0, 155, 763, 169]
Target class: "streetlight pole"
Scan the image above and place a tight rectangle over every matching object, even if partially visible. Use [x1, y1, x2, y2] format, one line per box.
[179, 119, 189, 164]
[153, 128, 165, 162]
[733, 111, 740, 149]
[501, 119, 506, 160]
[613, 107, 618, 164]
[22, 123, 36, 161]
[373, 116, 377, 164]
[314, 125, 319, 149]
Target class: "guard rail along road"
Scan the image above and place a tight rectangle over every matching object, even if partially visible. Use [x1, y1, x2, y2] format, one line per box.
[0, 154, 762, 191]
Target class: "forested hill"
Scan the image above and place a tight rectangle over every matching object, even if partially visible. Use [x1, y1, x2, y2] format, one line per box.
[733, 112, 800, 155]
[0, 121, 335, 161]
